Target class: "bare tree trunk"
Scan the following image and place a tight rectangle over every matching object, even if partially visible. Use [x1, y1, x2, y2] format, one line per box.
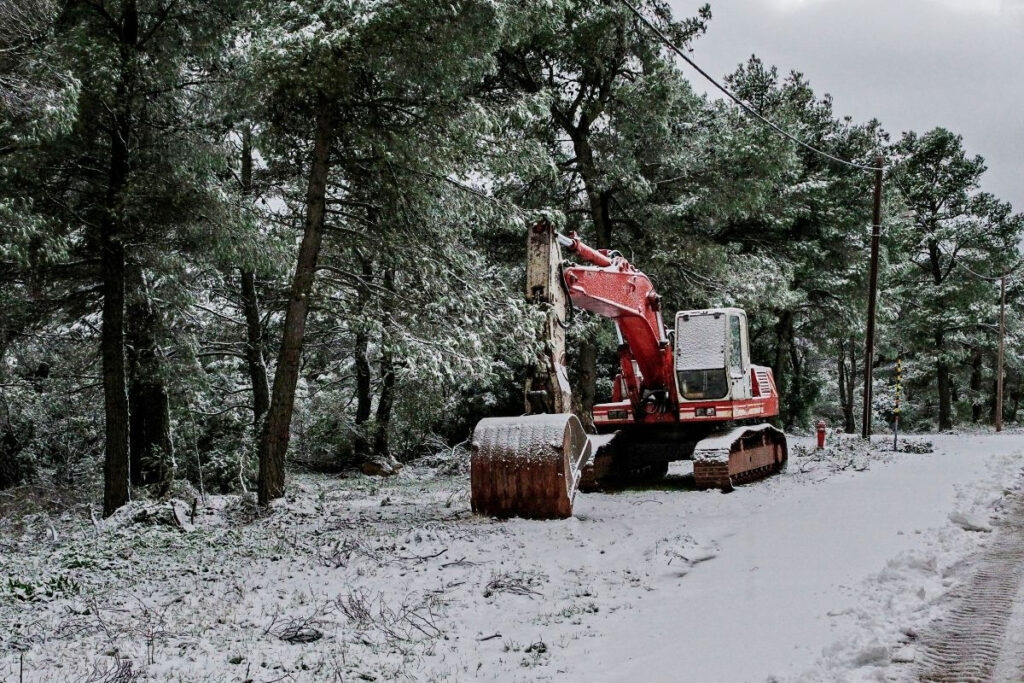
[936, 360, 952, 430]
[969, 348, 983, 423]
[837, 340, 847, 409]
[373, 353, 395, 458]
[257, 100, 333, 505]
[838, 339, 856, 433]
[239, 125, 270, 428]
[372, 268, 396, 458]
[772, 309, 793, 425]
[577, 342, 597, 430]
[101, 236, 130, 516]
[845, 338, 858, 433]
[927, 242, 953, 431]
[583, 185, 612, 249]
[352, 330, 372, 460]
[787, 325, 802, 431]
[352, 257, 373, 463]
[126, 264, 175, 492]
[240, 270, 270, 426]
[101, 0, 138, 516]
[574, 139, 610, 428]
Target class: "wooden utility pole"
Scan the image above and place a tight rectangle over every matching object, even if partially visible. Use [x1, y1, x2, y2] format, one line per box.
[997, 274, 1006, 432]
[962, 263, 1017, 432]
[861, 156, 884, 439]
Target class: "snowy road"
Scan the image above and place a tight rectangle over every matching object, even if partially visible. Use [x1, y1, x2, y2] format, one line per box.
[563, 433, 1024, 682]
[2, 433, 1023, 682]
[914, 493, 1024, 682]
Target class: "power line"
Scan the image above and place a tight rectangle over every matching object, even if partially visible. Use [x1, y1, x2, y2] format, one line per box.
[960, 260, 1022, 282]
[618, 0, 880, 173]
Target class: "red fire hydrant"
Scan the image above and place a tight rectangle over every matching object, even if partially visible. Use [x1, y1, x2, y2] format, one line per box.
[816, 420, 827, 450]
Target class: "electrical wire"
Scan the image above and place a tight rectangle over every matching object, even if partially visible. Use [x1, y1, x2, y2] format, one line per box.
[618, 0, 881, 173]
[960, 259, 1022, 282]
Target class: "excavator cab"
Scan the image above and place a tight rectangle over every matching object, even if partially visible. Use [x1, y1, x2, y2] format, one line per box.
[674, 308, 751, 402]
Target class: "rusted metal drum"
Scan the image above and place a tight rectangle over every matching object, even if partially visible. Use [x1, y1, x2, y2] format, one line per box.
[470, 413, 591, 519]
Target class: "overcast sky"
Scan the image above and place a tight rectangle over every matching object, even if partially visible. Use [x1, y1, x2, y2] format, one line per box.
[667, 0, 1024, 211]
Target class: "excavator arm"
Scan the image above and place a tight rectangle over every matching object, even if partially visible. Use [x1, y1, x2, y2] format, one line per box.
[471, 220, 674, 518]
[470, 220, 624, 519]
[557, 232, 678, 416]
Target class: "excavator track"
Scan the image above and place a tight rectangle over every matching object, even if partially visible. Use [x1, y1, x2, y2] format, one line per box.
[470, 414, 592, 519]
[691, 424, 788, 490]
[579, 433, 675, 490]
[579, 423, 786, 492]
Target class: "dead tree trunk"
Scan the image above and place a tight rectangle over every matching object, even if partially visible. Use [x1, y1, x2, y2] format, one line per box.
[787, 325, 803, 431]
[257, 100, 333, 505]
[101, 234, 130, 516]
[845, 339, 858, 433]
[372, 352, 395, 458]
[937, 360, 952, 430]
[101, 0, 138, 516]
[927, 241, 953, 431]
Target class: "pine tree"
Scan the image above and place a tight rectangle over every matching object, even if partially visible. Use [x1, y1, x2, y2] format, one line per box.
[1, 0, 242, 513]
[494, 0, 711, 420]
[246, 0, 512, 502]
[891, 128, 1024, 429]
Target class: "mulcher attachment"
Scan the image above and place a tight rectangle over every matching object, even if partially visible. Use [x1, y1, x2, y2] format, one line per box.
[470, 413, 592, 519]
[692, 424, 788, 490]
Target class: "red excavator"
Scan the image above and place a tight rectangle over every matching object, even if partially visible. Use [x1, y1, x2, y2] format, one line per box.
[471, 219, 787, 519]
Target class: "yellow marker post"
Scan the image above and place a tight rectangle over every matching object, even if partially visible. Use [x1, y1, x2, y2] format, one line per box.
[893, 357, 902, 451]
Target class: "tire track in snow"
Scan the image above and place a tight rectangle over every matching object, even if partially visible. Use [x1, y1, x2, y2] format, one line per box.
[990, 559, 1024, 683]
[916, 494, 1024, 682]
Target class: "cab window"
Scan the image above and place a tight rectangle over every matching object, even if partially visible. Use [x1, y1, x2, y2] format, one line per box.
[729, 316, 743, 377]
[678, 369, 729, 400]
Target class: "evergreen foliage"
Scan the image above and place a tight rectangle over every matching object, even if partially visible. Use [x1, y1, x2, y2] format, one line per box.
[2, 0, 1021, 509]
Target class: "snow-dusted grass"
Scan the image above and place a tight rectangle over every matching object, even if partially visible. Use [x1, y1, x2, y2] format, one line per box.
[1, 432, 1021, 682]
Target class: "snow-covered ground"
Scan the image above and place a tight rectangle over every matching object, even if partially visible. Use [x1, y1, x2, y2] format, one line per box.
[2, 432, 1022, 682]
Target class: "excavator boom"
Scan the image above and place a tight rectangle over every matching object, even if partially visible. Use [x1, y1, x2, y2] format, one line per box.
[560, 243, 677, 407]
